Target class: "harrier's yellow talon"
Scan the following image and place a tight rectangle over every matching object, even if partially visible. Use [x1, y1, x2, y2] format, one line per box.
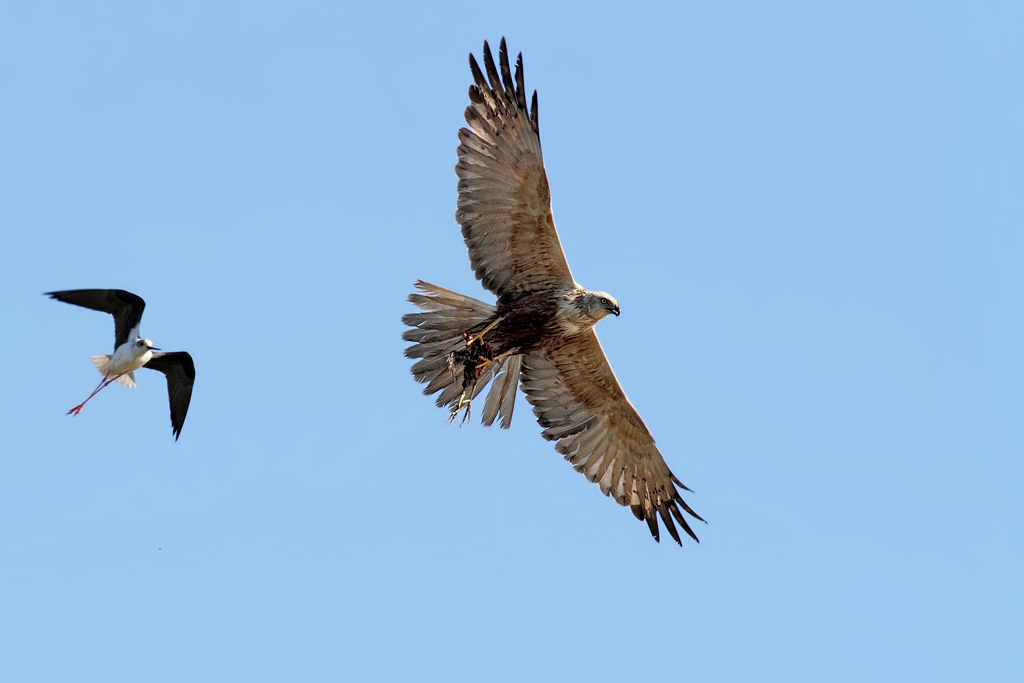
[469, 315, 505, 345]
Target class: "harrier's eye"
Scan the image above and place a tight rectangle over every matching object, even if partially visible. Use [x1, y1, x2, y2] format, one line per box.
[601, 298, 609, 305]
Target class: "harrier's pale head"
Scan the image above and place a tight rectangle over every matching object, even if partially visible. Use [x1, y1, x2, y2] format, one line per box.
[559, 289, 620, 333]
[582, 291, 620, 320]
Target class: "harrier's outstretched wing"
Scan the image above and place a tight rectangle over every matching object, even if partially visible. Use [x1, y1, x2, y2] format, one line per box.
[144, 352, 195, 441]
[457, 39, 576, 304]
[519, 333, 704, 545]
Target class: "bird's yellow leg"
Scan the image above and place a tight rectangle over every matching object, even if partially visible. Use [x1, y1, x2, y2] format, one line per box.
[468, 315, 505, 345]
[471, 351, 514, 375]
[447, 385, 474, 425]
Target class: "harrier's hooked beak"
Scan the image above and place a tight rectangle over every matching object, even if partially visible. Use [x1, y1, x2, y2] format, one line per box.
[611, 305, 620, 316]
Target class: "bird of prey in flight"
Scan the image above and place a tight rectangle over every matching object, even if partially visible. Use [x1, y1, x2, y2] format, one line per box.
[48, 289, 195, 441]
[403, 39, 703, 545]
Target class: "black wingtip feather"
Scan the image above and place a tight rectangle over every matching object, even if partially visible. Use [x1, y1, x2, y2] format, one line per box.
[468, 53, 486, 91]
[645, 512, 661, 543]
[678, 496, 706, 523]
[514, 53, 527, 110]
[659, 507, 683, 546]
[498, 38, 515, 95]
[671, 473, 695, 492]
[670, 504, 700, 542]
[482, 40, 502, 94]
[531, 90, 539, 134]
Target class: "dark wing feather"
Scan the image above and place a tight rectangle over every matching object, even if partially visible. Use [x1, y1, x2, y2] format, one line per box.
[480, 354, 521, 429]
[46, 289, 146, 350]
[519, 333, 703, 545]
[143, 352, 195, 441]
[456, 38, 575, 304]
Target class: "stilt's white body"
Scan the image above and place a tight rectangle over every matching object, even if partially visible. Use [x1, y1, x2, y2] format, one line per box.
[90, 337, 155, 389]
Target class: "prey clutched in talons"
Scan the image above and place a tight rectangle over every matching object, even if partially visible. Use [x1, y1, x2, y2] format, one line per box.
[445, 328, 501, 426]
[447, 332, 496, 390]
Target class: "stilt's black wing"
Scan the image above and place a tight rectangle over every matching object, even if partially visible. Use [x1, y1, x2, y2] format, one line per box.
[143, 352, 195, 441]
[46, 289, 146, 350]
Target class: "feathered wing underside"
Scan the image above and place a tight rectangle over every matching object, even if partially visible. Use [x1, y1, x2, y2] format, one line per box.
[519, 332, 704, 545]
[456, 38, 576, 303]
[402, 281, 520, 428]
[46, 289, 146, 350]
[143, 352, 195, 441]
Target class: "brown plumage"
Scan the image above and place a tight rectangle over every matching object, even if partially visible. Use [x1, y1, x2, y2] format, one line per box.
[402, 39, 704, 545]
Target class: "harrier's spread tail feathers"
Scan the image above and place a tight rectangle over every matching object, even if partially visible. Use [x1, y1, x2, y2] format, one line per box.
[402, 280, 520, 428]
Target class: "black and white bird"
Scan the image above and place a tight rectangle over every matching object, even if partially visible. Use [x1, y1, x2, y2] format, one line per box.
[47, 289, 195, 440]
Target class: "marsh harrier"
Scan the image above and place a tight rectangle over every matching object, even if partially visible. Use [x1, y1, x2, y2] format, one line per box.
[403, 39, 703, 545]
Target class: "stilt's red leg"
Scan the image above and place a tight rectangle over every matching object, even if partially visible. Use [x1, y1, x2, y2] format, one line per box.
[67, 375, 119, 416]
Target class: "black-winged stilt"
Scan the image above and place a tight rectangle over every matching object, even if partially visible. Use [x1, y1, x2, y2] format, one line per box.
[47, 289, 195, 440]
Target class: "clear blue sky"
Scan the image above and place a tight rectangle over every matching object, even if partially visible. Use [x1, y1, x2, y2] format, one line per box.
[2, 2, 1021, 681]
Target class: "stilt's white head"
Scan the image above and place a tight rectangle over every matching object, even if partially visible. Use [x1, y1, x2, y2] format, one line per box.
[135, 338, 158, 351]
